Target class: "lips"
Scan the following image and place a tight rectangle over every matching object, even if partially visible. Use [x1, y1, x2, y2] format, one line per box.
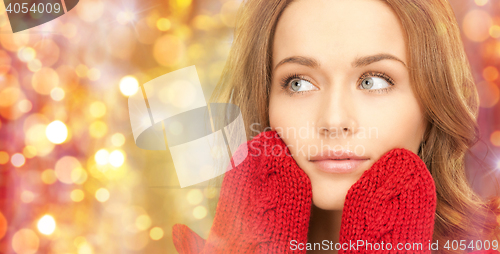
[308, 150, 369, 174]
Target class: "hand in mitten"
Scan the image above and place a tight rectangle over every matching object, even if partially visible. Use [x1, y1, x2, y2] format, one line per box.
[172, 130, 313, 253]
[173, 131, 496, 254]
[339, 148, 436, 253]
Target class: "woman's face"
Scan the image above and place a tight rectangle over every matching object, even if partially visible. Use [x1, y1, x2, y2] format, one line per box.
[269, 0, 427, 210]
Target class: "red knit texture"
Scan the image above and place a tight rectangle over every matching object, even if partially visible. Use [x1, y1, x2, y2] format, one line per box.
[172, 130, 499, 254]
[339, 148, 436, 253]
[174, 130, 312, 253]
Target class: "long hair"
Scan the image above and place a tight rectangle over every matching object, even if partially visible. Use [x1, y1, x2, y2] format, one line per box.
[209, 0, 500, 250]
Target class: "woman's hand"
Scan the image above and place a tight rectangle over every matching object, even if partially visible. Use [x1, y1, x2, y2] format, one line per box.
[173, 131, 446, 253]
[173, 130, 313, 253]
[339, 148, 436, 253]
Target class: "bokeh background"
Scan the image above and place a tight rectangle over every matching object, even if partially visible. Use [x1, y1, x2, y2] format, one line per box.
[0, 0, 498, 253]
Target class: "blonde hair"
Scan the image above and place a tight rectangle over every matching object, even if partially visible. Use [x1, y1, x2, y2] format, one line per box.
[209, 0, 500, 250]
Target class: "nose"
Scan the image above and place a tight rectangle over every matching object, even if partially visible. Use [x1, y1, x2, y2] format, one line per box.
[316, 82, 359, 138]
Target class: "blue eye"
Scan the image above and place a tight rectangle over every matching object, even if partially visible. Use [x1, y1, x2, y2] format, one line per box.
[358, 72, 395, 91]
[280, 73, 318, 95]
[289, 78, 317, 92]
[360, 77, 390, 90]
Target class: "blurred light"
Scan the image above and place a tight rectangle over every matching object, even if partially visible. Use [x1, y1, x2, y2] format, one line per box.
[187, 189, 203, 205]
[27, 59, 42, 72]
[463, 10, 492, 42]
[107, 26, 136, 60]
[0, 212, 6, 240]
[37, 215, 56, 235]
[136, 18, 161, 44]
[87, 68, 101, 81]
[77, 242, 94, 254]
[220, 1, 240, 27]
[55, 156, 82, 184]
[153, 34, 185, 67]
[74, 236, 87, 248]
[89, 121, 107, 138]
[0, 87, 21, 107]
[205, 187, 217, 199]
[0, 151, 9, 164]
[0, 32, 30, 52]
[71, 189, 85, 202]
[111, 133, 125, 147]
[135, 214, 152, 231]
[176, 0, 192, 9]
[62, 23, 77, 39]
[32, 67, 59, 95]
[18, 99, 32, 113]
[22, 146, 37, 158]
[109, 150, 125, 167]
[156, 18, 171, 31]
[475, 0, 488, 6]
[11, 153, 25, 167]
[46, 120, 68, 144]
[477, 81, 499, 108]
[75, 64, 88, 77]
[119, 76, 139, 96]
[94, 149, 109, 165]
[117, 11, 136, 25]
[193, 205, 207, 219]
[89, 101, 106, 118]
[0, 50, 11, 76]
[490, 25, 500, 38]
[188, 43, 206, 60]
[33, 39, 59, 67]
[26, 124, 55, 157]
[483, 66, 499, 82]
[193, 15, 215, 31]
[12, 229, 39, 254]
[50, 87, 65, 101]
[17, 47, 36, 62]
[71, 167, 88, 184]
[76, 0, 104, 23]
[123, 231, 149, 251]
[41, 169, 57, 184]
[21, 190, 35, 203]
[95, 188, 110, 202]
[149, 227, 164, 240]
[491, 131, 500, 146]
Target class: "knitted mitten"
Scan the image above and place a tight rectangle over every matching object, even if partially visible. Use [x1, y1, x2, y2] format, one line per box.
[172, 130, 313, 253]
[173, 131, 497, 254]
[339, 148, 436, 253]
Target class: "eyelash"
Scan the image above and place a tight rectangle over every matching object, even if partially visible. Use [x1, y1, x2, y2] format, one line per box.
[279, 71, 396, 96]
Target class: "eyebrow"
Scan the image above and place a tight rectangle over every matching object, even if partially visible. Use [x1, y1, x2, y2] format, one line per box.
[273, 53, 407, 71]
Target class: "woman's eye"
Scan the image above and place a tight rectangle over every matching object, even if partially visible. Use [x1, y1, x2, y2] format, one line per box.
[289, 79, 317, 92]
[359, 76, 391, 90]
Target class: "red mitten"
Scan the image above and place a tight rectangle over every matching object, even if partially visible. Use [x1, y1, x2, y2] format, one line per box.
[172, 131, 454, 253]
[173, 130, 313, 253]
[339, 148, 436, 253]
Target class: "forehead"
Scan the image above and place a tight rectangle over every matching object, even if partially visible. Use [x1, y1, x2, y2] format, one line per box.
[273, 0, 407, 70]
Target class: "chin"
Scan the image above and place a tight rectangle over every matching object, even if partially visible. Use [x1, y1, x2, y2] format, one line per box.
[311, 190, 346, 211]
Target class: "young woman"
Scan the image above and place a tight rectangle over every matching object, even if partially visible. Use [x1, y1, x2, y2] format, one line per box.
[173, 0, 500, 253]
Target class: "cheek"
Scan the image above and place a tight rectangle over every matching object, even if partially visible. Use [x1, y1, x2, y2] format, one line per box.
[269, 95, 313, 133]
[362, 99, 425, 154]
